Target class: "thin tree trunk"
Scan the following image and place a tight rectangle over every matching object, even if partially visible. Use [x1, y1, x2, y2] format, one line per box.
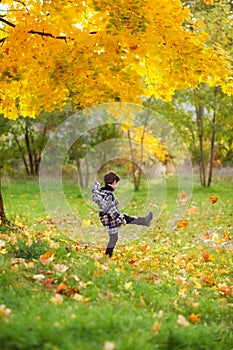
[137, 108, 150, 190]
[12, 132, 30, 175]
[0, 188, 7, 223]
[194, 90, 206, 187]
[73, 140, 84, 187]
[208, 88, 217, 187]
[84, 135, 89, 187]
[128, 129, 138, 190]
[25, 123, 34, 175]
[36, 125, 48, 175]
[0, 167, 8, 224]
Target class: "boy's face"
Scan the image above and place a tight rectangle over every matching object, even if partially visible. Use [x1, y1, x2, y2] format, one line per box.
[110, 180, 119, 190]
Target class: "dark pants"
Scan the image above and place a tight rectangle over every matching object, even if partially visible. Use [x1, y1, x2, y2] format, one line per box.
[105, 213, 152, 257]
[105, 215, 136, 257]
[123, 214, 136, 224]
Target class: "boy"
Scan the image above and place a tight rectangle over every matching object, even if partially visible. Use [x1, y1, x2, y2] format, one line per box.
[92, 171, 153, 257]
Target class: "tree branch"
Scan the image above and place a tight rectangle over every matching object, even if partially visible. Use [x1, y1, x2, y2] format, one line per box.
[28, 29, 67, 40]
[0, 17, 97, 44]
[0, 17, 16, 28]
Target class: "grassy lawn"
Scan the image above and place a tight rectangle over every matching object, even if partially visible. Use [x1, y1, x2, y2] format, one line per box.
[0, 175, 232, 350]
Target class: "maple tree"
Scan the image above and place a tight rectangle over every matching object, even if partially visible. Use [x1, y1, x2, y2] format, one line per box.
[152, 0, 233, 187]
[0, 0, 232, 120]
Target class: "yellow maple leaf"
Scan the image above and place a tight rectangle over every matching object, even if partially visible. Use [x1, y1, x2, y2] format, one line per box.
[81, 219, 91, 228]
[125, 281, 133, 290]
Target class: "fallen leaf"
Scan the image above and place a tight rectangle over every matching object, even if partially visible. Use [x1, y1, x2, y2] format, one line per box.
[0, 240, 6, 247]
[177, 219, 188, 229]
[157, 310, 163, 318]
[218, 283, 232, 296]
[203, 232, 211, 240]
[103, 341, 115, 350]
[50, 294, 63, 305]
[177, 314, 189, 327]
[139, 295, 146, 306]
[187, 206, 199, 216]
[179, 192, 188, 204]
[202, 250, 210, 262]
[54, 264, 68, 273]
[40, 250, 54, 265]
[33, 274, 45, 281]
[189, 313, 201, 323]
[139, 244, 149, 252]
[161, 204, 167, 211]
[125, 281, 133, 291]
[209, 195, 218, 204]
[63, 288, 80, 296]
[72, 294, 90, 302]
[81, 219, 91, 228]
[224, 230, 232, 241]
[56, 282, 68, 294]
[0, 304, 11, 318]
[152, 321, 161, 332]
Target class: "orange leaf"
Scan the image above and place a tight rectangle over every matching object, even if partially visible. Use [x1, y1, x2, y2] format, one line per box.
[128, 259, 136, 265]
[203, 232, 211, 240]
[187, 206, 199, 216]
[40, 250, 54, 265]
[218, 283, 232, 296]
[56, 282, 68, 294]
[224, 230, 232, 241]
[177, 219, 188, 229]
[202, 250, 210, 262]
[209, 195, 218, 204]
[189, 313, 201, 323]
[179, 191, 188, 204]
[139, 244, 148, 252]
[44, 278, 54, 289]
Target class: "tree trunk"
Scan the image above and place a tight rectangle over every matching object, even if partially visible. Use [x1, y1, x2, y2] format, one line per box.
[0, 168, 7, 224]
[207, 88, 218, 187]
[36, 125, 48, 175]
[13, 132, 30, 175]
[84, 135, 89, 187]
[25, 123, 34, 175]
[128, 129, 139, 191]
[73, 140, 84, 187]
[194, 90, 206, 187]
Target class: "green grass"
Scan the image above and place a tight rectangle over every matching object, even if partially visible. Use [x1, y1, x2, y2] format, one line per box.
[0, 175, 233, 349]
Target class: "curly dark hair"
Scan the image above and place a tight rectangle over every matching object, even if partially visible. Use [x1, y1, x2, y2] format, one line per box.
[104, 171, 120, 185]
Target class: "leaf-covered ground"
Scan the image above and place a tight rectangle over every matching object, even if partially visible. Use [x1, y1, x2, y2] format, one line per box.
[0, 177, 232, 350]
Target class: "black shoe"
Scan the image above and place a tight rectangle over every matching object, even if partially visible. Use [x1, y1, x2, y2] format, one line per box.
[145, 212, 153, 226]
[105, 248, 114, 257]
[130, 212, 153, 226]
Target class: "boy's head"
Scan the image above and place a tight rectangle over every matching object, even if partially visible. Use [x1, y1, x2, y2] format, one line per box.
[104, 171, 120, 185]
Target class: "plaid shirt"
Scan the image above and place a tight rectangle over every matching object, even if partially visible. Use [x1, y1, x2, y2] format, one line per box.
[92, 182, 126, 234]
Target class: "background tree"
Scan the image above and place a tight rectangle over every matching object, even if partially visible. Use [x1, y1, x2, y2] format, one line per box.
[147, 0, 233, 187]
[0, 116, 11, 223]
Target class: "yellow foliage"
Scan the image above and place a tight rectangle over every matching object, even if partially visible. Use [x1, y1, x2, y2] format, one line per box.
[0, 0, 232, 119]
